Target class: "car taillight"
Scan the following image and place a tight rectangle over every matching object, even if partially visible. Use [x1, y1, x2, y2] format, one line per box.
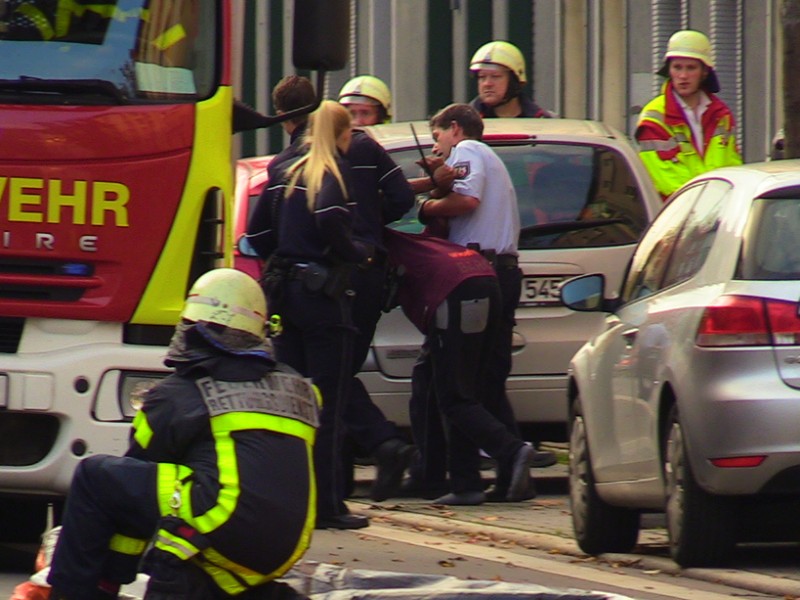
[696, 295, 800, 347]
[710, 456, 766, 468]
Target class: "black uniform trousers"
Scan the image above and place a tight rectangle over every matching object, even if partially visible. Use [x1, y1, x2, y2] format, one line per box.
[345, 263, 400, 452]
[484, 264, 524, 488]
[271, 279, 355, 519]
[48, 455, 160, 599]
[428, 276, 524, 493]
[407, 342, 448, 487]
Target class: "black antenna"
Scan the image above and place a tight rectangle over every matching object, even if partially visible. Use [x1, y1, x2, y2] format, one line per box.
[410, 123, 438, 189]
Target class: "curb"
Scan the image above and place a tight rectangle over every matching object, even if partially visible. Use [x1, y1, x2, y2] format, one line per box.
[350, 503, 800, 599]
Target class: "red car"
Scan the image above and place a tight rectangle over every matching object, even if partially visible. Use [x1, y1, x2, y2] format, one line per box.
[233, 155, 272, 280]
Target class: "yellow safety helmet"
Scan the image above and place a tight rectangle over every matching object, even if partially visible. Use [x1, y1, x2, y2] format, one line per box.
[181, 268, 267, 339]
[469, 41, 527, 84]
[338, 75, 392, 119]
[657, 30, 719, 92]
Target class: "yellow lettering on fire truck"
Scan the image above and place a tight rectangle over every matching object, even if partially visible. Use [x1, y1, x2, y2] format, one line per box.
[0, 177, 130, 226]
[49, 179, 88, 224]
[91, 182, 129, 226]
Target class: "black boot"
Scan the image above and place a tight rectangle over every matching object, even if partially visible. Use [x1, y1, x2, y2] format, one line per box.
[370, 438, 415, 502]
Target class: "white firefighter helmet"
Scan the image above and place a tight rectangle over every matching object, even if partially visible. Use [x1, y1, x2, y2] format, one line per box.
[338, 75, 392, 118]
[181, 268, 267, 339]
[469, 40, 527, 84]
[657, 30, 720, 93]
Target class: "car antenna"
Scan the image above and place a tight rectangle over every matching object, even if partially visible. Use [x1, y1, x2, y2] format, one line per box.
[410, 123, 438, 189]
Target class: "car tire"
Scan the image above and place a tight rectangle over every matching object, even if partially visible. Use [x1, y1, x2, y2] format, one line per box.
[664, 404, 737, 567]
[569, 395, 640, 555]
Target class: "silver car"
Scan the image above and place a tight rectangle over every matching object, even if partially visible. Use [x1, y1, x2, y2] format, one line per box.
[358, 119, 661, 435]
[562, 160, 800, 567]
[235, 119, 661, 434]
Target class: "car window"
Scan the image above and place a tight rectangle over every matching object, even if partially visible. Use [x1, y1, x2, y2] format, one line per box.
[386, 143, 651, 246]
[620, 184, 704, 303]
[384, 148, 432, 233]
[738, 196, 800, 280]
[661, 180, 730, 287]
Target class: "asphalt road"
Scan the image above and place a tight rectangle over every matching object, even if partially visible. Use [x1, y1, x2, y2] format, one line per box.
[3, 464, 800, 599]
[0, 525, 782, 600]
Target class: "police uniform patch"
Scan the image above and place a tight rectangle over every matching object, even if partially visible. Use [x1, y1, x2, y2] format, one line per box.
[453, 162, 470, 179]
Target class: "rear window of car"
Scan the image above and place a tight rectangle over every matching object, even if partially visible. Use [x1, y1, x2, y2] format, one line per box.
[388, 143, 650, 249]
[738, 197, 800, 280]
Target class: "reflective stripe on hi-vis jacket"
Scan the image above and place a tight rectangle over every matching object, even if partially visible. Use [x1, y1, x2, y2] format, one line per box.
[636, 85, 742, 199]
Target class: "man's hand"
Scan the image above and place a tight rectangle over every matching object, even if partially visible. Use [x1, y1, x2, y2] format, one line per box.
[408, 161, 455, 197]
[416, 155, 445, 173]
[432, 164, 456, 193]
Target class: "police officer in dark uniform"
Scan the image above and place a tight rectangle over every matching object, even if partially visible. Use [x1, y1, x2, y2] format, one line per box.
[342, 130, 416, 502]
[249, 77, 416, 504]
[250, 100, 372, 530]
[47, 268, 318, 599]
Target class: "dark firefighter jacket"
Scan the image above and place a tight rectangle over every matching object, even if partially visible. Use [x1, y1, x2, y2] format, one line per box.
[126, 355, 320, 595]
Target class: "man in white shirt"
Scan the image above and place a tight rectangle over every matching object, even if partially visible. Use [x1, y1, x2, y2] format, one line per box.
[415, 103, 535, 502]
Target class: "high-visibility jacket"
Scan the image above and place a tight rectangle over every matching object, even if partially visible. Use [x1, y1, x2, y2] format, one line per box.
[635, 81, 742, 199]
[124, 357, 320, 596]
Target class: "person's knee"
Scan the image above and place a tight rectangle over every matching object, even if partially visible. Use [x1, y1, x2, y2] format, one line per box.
[73, 454, 112, 487]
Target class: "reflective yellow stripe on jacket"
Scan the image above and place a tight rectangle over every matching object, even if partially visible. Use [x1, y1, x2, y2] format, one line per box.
[637, 95, 741, 198]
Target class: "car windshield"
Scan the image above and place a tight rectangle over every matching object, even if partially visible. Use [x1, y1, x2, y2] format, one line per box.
[0, 0, 217, 103]
[738, 197, 800, 280]
[388, 142, 650, 249]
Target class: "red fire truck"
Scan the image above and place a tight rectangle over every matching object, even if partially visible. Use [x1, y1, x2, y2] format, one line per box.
[0, 0, 346, 541]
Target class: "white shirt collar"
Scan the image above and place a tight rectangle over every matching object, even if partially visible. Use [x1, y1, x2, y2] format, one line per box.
[673, 89, 712, 155]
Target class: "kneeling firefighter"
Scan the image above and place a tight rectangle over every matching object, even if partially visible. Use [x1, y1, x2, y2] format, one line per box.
[47, 268, 320, 600]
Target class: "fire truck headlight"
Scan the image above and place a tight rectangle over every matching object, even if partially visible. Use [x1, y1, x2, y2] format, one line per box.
[119, 372, 167, 419]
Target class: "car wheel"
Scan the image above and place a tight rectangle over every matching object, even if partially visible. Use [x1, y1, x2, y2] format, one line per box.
[664, 404, 737, 567]
[569, 395, 640, 555]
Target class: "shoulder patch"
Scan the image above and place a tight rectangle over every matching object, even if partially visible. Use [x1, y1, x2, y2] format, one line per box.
[453, 161, 471, 179]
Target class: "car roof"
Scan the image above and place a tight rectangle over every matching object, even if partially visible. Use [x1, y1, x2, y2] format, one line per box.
[361, 118, 630, 148]
[686, 159, 800, 198]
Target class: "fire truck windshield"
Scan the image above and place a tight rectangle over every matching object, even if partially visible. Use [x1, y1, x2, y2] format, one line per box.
[0, 0, 217, 103]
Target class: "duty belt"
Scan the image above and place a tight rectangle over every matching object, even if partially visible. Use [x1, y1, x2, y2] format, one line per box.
[467, 243, 518, 269]
[480, 250, 518, 269]
[495, 254, 518, 268]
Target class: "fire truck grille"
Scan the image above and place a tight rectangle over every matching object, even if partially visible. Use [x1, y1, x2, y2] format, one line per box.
[0, 259, 94, 302]
[0, 413, 59, 466]
[0, 317, 23, 353]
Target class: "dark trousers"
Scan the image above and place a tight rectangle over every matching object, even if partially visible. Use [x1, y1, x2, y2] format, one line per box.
[48, 455, 160, 599]
[271, 280, 355, 519]
[429, 277, 523, 493]
[485, 265, 523, 437]
[486, 265, 524, 488]
[345, 264, 399, 452]
[408, 342, 447, 486]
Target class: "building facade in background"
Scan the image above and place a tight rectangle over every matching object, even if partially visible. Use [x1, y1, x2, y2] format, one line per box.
[236, 0, 781, 165]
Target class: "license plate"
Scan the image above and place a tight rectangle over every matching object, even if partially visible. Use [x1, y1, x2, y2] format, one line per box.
[519, 276, 567, 306]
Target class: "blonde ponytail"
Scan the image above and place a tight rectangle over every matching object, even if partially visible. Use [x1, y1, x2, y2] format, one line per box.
[286, 100, 352, 211]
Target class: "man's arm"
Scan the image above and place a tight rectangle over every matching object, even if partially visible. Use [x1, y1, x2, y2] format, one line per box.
[374, 143, 416, 224]
[420, 191, 479, 218]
